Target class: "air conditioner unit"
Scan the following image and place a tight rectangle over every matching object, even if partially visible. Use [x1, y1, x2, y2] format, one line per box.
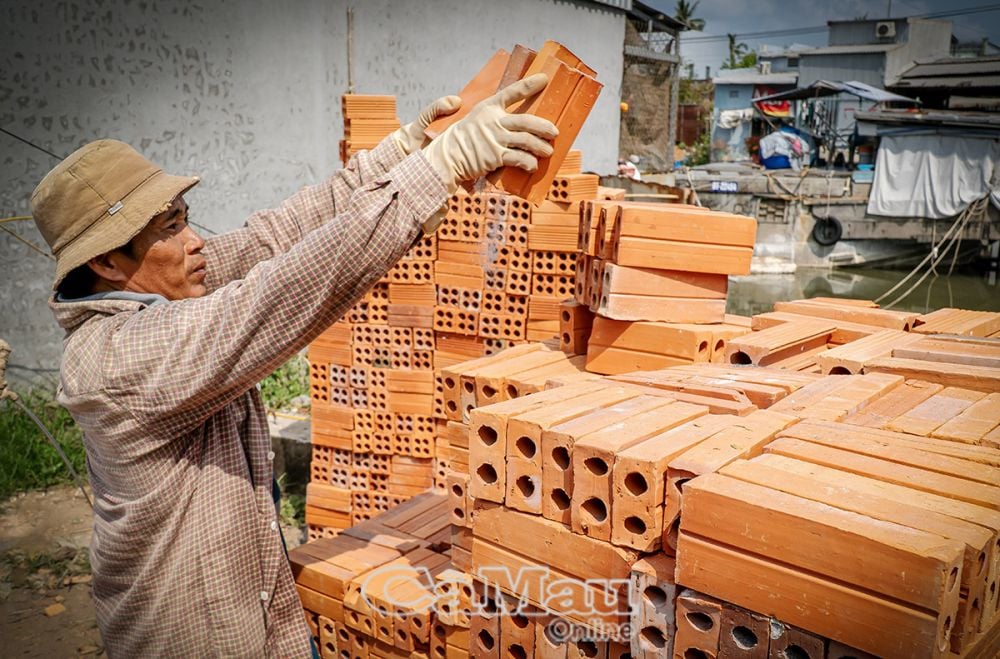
[875, 21, 896, 39]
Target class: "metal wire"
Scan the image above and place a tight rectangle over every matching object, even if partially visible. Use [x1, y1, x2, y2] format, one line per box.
[0, 224, 55, 260]
[8, 397, 93, 509]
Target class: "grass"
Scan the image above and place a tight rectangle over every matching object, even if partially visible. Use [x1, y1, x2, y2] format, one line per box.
[259, 353, 310, 413]
[0, 390, 87, 501]
[1, 355, 309, 507]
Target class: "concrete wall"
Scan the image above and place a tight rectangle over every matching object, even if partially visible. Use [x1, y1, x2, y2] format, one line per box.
[0, 0, 625, 385]
[828, 19, 908, 46]
[711, 83, 754, 161]
[798, 52, 887, 88]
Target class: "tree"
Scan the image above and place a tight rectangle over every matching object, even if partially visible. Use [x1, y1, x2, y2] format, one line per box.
[722, 33, 757, 69]
[675, 0, 705, 31]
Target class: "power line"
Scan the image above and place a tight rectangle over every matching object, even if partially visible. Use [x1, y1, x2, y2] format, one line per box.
[1, 125, 219, 237]
[0, 126, 62, 160]
[681, 3, 1000, 44]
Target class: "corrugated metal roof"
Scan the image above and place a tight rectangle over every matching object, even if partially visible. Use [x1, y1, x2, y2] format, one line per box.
[586, 0, 632, 10]
[713, 70, 798, 85]
[753, 80, 918, 104]
[801, 44, 898, 55]
[903, 56, 1000, 76]
[856, 109, 1000, 130]
[896, 56, 1000, 89]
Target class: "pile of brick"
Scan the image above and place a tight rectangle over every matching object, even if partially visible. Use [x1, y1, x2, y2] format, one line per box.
[567, 200, 757, 376]
[340, 95, 400, 163]
[297, 43, 1000, 659]
[306, 41, 606, 540]
[295, 338, 1000, 658]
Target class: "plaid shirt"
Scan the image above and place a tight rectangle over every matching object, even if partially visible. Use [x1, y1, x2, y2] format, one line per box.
[50, 138, 446, 658]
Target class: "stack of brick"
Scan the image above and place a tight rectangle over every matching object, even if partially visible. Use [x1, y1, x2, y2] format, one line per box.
[567, 200, 757, 376]
[300, 41, 1000, 659]
[305, 41, 609, 540]
[340, 95, 400, 163]
[299, 329, 1000, 659]
[725, 297, 1000, 377]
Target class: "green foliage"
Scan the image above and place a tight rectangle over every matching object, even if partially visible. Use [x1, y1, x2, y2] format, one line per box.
[675, 0, 705, 30]
[722, 34, 757, 70]
[259, 354, 309, 413]
[0, 390, 87, 500]
[276, 472, 305, 528]
[682, 131, 712, 167]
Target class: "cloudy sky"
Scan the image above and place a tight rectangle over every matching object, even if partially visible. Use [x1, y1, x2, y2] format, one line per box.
[645, 0, 1000, 78]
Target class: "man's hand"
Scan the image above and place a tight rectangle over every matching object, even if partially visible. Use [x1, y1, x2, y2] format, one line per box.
[422, 73, 559, 194]
[391, 96, 463, 157]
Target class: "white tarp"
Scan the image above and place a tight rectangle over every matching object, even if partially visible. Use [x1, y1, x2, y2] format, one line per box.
[867, 134, 1000, 219]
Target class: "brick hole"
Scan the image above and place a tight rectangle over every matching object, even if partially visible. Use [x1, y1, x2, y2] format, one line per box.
[731, 626, 758, 649]
[829, 366, 852, 375]
[477, 464, 498, 484]
[686, 611, 713, 631]
[477, 629, 496, 651]
[582, 497, 607, 522]
[683, 650, 707, 659]
[482, 384, 498, 399]
[451, 483, 464, 497]
[698, 341, 708, 353]
[783, 645, 812, 659]
[584, 457, 608, 476]
[542, 623, 564, 646]
[515, 437, 536, 458]
[506, 384, 519, 399]
[624, 516, 647, 534]
[641, 626, 667, 649]
[551, 488, 571, 510]
[396, 629, 408, 643]
[515, 476, 535, 498]
[947, 565, 959, 591]
[577, 640, 599, 657]
[643, 585, 667, 607]
[562, 332, 572, 344]
[624, 472, 648, 496]
[730, 351, 753, 365]
[508, 644, 527, 659]
[552, 446, 571, 470]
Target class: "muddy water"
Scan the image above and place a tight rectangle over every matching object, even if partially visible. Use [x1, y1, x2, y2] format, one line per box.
[728, 268, 1000, 317]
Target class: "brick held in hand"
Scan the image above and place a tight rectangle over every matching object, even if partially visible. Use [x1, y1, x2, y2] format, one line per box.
[423, 48, 512, 140]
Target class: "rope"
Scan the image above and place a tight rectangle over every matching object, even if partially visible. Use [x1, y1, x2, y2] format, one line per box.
[878, 198, 987, 308]
[0, 224, 55, 260]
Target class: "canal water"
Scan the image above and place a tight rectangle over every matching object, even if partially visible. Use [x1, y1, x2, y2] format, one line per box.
[728, 268, 1000, 318]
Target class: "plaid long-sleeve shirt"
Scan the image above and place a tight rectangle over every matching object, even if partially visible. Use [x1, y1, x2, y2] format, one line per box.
[50, 138, 447, 658]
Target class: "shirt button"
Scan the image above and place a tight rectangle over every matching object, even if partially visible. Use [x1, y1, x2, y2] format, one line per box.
[267, 450, 275, 461]
[270, 520, 278, 531]
[260, 591, 269, 601]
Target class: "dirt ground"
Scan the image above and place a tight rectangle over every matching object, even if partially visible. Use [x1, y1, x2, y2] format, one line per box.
[0, 485, 305, 657]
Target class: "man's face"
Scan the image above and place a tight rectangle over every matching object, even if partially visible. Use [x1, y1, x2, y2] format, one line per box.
[115, 196, 208, 300]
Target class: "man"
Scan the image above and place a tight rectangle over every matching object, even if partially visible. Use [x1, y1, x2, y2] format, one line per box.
[30, 73, 557, 657]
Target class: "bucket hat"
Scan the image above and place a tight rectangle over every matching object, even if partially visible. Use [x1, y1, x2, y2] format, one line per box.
[30, 139, 200, 289]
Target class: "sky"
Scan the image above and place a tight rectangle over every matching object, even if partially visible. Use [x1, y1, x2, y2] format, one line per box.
[645, 0, 1000, 78]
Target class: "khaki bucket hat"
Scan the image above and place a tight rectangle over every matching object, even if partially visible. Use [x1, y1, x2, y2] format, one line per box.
[30, 139, 200, 289]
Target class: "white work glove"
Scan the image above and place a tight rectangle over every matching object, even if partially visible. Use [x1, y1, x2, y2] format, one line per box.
[391, 96, 463, 156]
[423, 73, 558, 194]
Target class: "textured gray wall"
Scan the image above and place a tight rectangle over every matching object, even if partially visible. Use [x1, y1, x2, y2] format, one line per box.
[0, 0, 624, 384]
